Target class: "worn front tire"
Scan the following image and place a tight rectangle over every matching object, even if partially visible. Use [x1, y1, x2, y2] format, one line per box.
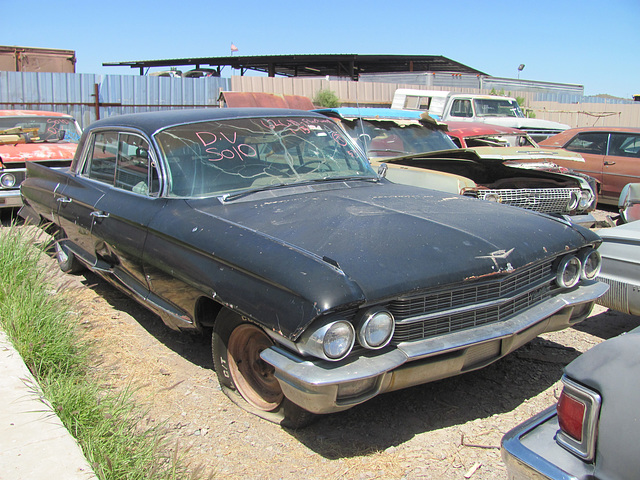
[212, 309, 316, 429]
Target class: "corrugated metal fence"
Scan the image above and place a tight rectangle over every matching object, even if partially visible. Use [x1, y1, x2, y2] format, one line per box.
[0, 71, 229, 128]
[1, 71, 638, 129]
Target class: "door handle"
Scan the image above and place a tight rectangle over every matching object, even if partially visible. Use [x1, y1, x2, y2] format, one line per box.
[90, 210, 110, 218]
[604, 161, 616, 166]
[56, 196, 72, 203]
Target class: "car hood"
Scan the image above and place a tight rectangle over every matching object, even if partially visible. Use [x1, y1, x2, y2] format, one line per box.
[0, 142, 77, 164]
[382, 147, 584, 166]
[464, 146, 585, 163]
[188, 181, 595, 308]
[597, 220, 640, 242]
[480, 117, 570, 130]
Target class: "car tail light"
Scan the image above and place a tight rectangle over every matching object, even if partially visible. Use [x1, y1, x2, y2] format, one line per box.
[557, 391, 585, 441]
[556, 376, 601, 461]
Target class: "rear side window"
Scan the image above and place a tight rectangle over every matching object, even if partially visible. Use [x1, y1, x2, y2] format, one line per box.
[82, 131, 160, 196]
[608, 133, 640, 158]
[564, 133, 608, 155]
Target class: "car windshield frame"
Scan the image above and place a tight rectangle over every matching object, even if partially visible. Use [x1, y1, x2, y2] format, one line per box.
[339, 118, 458, 158]
[473, 99, 524, 118]
[154, 116, 377, 199]
[0, 115, 82, 143]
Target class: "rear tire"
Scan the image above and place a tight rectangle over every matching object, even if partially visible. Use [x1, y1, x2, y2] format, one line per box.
[212, 309, 315, 428]
[53, 232, 85, 274]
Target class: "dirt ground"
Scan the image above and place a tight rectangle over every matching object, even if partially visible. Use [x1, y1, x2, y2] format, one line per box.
[25, 207, 640, 480]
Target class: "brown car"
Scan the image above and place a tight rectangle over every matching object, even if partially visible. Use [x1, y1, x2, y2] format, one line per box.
[540, 127, 640, 205]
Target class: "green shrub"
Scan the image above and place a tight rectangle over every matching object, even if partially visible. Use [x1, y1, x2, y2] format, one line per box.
[313, 89, 341, 108]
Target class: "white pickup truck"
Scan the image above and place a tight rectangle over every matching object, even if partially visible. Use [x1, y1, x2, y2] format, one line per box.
[391, 89, 569, 142]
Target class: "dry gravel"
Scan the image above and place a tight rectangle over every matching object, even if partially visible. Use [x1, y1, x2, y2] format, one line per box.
[28, 207, 640, 479]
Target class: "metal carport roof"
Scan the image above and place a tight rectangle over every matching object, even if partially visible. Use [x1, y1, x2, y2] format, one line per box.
[103, 54, 486, 80]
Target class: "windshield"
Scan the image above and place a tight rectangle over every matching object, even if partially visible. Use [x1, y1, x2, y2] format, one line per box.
[473, 99, 524, 118]
[340, 119, 458, 158]
[155, 116, 376, 198]
[0, 115, 82, 143]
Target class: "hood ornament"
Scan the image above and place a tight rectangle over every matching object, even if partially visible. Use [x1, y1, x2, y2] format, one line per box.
[477, 248, 515, 271]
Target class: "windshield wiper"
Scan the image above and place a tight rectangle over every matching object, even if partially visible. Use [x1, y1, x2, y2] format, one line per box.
[219, 176, 378, 203]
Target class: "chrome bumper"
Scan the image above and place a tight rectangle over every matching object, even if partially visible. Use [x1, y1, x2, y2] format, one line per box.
[0, 189, 22, 208]
[260, 281, 608, 415]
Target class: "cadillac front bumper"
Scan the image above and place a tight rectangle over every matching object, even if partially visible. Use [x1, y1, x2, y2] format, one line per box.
[260, 281, 608, 415]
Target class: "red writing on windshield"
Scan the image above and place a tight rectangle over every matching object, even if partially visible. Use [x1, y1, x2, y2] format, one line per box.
[196, 131, 258, 162]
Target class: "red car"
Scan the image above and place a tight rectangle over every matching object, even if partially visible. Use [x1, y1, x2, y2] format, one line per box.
[540, 127, 640, 205]
[0, 110, 81, 209]
[446, 121, 537, 148]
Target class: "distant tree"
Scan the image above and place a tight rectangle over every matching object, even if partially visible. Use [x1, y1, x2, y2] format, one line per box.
[516, 96, 536, 118]
[313, 89, 341, 108]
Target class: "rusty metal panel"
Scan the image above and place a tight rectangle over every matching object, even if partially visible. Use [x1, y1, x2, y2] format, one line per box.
[219, 91, 314, 109]
[0, 46, 76, 73]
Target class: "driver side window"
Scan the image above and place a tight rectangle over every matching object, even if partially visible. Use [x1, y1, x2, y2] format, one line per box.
[450, 99, 472, 118]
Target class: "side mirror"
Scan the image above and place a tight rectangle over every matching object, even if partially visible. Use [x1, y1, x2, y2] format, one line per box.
[377, 163, 388, 179]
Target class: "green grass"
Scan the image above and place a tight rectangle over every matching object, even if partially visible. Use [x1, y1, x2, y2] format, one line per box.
[0, 225, 208, 480]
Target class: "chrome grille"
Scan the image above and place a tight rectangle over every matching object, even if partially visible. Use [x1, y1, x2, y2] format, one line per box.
[475, 188, 581, 213]
[390, 259, 556, 343]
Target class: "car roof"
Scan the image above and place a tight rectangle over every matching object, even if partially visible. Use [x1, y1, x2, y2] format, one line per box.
[560, 126, 640, 134]
[445, 122, 524, 137]
[313, 107, 425, 121]
[0, 109, 73, 118]
[85, 108, 332, 136]
[540, 126, 640, 146]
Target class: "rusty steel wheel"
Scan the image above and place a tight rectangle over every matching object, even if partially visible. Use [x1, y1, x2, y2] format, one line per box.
[226, 323, 284, 411]
[212, 309, 316, 427]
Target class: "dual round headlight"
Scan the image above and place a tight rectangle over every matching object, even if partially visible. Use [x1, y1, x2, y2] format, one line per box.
[579, 249, 601, 280]
[299, 320, 355, 361]
[578, 190, 594, 210]
[566, 191, 580, 211]
[322, 321, 355, 360]
[300, 309, 395, 362]
[357, 310, 395, 350]
[0, 173, 16, 188]
[556, 249, 601, 288]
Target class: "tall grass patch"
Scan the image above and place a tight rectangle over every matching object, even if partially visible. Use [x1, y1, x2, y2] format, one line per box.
[0, 225, 203, 479]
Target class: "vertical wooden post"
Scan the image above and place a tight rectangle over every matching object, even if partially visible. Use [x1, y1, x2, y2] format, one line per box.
[93, 84, 100, 120]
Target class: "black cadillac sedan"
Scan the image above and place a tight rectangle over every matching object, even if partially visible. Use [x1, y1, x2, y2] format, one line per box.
[19, 108, 607, 427]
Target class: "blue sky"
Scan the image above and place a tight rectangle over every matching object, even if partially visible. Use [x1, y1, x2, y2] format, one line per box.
[3, 0, 638, 98]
